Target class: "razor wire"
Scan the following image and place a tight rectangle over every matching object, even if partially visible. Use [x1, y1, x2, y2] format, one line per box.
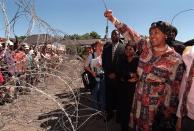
[101, 0, 109, 41]
[171, 8, 194, 25]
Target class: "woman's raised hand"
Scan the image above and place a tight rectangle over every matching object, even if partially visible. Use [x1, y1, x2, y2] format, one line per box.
[104, 10, 114, 22]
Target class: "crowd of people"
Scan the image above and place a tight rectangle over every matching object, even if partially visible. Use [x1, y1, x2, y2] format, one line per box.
[82, 9, 194, 131]
[0, 38, 64, 105]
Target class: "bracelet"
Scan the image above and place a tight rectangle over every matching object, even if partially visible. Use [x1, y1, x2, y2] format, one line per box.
[115, 19, 122, 27]
[112, 17, 117, 25]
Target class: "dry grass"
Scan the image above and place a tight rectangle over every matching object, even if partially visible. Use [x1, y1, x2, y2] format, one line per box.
[0, 55, 120, 131]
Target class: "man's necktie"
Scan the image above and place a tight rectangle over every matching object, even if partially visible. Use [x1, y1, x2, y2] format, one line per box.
[112, 45, 115, 61]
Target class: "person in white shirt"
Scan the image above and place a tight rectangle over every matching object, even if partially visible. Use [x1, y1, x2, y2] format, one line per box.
[84, 40, 106, 111]
[90, 40, 106, 111]
[176, 44, 194, 131]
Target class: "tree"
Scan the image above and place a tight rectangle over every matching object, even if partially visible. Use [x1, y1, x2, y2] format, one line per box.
[89, 31, 101, 39]
[81, 33, 90, 40]
[63, 31, 101, 40]
[18, 35, 27, 40]
[70, 34, 80, 40]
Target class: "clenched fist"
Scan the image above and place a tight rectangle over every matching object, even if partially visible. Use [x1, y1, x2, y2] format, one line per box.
[104, 10, 114, 22]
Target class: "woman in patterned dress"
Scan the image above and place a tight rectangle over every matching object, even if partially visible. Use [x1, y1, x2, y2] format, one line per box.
[104, 10, 185, 131]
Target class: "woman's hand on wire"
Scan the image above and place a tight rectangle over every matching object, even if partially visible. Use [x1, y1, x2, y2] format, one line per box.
[104, 10, 112, 17]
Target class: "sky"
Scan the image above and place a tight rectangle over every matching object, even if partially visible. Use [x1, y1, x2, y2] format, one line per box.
[0, 0, 194, 42]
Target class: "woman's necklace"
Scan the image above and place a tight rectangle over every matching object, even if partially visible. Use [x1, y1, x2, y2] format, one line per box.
[153, 45, 168, 52]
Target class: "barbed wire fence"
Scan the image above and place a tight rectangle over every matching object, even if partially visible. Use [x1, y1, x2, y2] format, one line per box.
[0, 0, 106, 131]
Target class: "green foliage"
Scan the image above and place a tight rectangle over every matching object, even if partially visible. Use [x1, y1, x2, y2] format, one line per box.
[80, 33, 90, 40]
[63, 31, 101, 40]
[17, 36, 27, 40]
[89, 31, 101, 39]
[71, 34, 80, 40]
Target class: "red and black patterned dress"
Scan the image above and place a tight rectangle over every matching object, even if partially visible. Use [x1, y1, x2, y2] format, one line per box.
[113, 20, 185, 131]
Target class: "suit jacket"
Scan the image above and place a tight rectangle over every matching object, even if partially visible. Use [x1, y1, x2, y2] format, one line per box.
[102, 41, 125, 76]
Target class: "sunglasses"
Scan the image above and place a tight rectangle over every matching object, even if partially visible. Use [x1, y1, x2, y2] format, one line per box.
[151, 21, 165, 28]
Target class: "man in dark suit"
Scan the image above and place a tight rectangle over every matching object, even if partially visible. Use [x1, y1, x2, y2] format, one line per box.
[102, 29, 125, 121]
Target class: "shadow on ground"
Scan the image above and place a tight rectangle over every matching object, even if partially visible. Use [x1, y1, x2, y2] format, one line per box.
[37, 87, 120, 131]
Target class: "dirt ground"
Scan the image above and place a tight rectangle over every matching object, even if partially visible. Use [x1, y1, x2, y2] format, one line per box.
[0, 58, 120, 131]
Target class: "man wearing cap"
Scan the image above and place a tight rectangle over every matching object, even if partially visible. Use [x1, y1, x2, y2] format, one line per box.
[3, 40, 15, 77]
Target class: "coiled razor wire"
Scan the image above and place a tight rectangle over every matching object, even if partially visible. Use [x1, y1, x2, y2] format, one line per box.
[171, 8, 194, 25]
